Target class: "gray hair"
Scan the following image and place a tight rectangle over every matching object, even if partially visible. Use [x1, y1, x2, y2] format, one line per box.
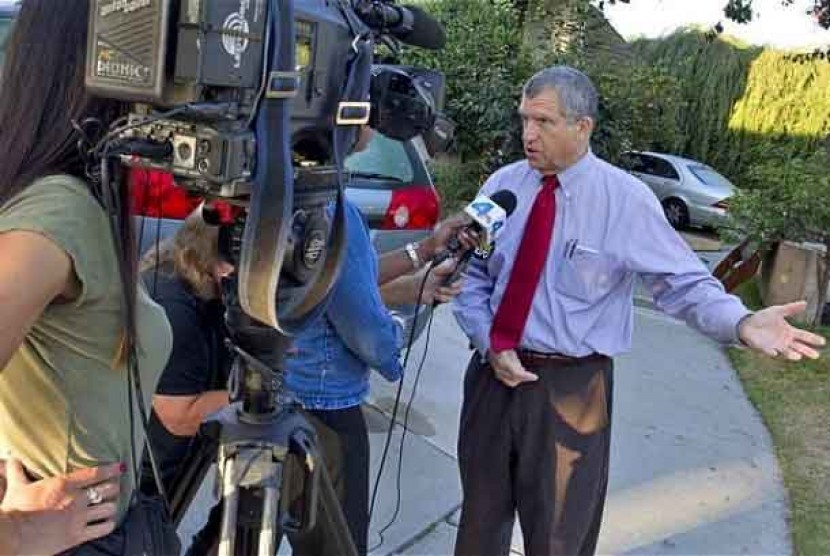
[523, 66, 598, 122]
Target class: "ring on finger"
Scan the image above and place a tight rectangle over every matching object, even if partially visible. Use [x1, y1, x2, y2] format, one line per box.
[85, 486, 104, 506]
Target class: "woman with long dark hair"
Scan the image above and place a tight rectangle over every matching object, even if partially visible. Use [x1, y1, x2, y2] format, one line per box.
[0, 1, 177, 553]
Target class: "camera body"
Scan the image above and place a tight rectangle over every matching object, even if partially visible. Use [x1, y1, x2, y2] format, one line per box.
[86, 0, 447, 193]
[86, 0, 362, 193]
[85, 0, 448, 330]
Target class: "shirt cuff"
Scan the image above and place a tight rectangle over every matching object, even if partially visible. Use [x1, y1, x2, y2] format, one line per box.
[734, 311, 755, 347]
[718, 301, 753, 344]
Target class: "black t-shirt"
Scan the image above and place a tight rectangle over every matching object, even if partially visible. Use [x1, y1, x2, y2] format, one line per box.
[140, 268, 232, 496]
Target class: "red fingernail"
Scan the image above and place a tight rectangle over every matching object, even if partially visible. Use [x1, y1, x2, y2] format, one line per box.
[119, 462, 127, 473]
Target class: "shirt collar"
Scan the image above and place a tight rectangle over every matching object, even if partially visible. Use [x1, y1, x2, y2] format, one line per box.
[530, 149, 595, 193]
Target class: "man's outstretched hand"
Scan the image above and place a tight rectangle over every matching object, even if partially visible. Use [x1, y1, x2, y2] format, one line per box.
[738, 301, 826, 360]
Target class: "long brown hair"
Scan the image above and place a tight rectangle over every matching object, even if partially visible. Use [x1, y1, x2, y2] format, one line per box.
[0, 0, 135, 346]
[0, 0, 126, 202]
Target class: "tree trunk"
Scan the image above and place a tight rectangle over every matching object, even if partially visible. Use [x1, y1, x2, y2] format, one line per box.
[813, 237, 830, 326]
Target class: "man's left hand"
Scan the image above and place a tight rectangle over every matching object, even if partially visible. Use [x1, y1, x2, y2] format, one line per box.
[738, 301, 826, 360]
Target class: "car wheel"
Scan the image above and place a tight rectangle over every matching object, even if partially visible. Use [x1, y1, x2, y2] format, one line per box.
[662, 198, 689, 229]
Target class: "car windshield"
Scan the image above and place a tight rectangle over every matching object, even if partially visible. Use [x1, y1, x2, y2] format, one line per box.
[345, 132, 414, 182]
[688, 164, 733, 189]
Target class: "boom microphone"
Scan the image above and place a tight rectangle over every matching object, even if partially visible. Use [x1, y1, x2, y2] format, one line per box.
[354, 3, 447, 49]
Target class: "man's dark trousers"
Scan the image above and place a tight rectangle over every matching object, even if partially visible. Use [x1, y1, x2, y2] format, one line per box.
[455, 352, 614, 556]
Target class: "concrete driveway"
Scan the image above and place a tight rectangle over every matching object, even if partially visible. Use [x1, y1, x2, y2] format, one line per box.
[177, 233, 790, 555]
[363, 302, 790, 555]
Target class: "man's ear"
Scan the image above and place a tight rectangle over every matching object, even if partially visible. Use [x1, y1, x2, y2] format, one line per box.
[577, 116, 595, 140]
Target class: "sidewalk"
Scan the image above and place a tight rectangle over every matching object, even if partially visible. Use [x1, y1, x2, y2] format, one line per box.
[177, 233, 790, 555]
[364, 303, 790, 555]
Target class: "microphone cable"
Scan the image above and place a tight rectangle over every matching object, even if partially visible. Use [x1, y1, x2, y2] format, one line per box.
[368, 259, 441, 551]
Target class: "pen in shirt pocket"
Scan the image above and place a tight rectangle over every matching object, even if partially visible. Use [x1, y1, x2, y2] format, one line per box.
[564, 239, 577, 259]
[565, 240, 600, 258]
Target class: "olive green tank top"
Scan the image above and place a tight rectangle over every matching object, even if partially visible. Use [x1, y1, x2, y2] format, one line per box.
[0, 175, 172, 520]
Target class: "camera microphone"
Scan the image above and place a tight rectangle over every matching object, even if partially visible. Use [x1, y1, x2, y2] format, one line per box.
[355, 2, 447, 50]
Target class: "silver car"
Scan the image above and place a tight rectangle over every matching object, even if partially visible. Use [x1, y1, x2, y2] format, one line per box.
[619, 151, 735, 230]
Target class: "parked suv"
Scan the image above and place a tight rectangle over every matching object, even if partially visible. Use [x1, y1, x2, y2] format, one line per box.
[131, 133, 440, 341]
[132, 132, 441, 256]
[619, 151, 735, 230]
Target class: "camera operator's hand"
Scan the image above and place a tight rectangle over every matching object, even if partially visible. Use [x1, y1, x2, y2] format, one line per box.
[0, 459, 123, 555]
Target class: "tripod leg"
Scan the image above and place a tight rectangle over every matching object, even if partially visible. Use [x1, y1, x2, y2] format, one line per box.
[299, 460, 357, 556]
[258, 460, 281, 556]
[218, 456, 241, 556]
[171, 425, 221, 526]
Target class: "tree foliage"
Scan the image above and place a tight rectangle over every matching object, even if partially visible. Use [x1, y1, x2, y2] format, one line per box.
[633, 31, 830, 185]
[401, 0, 533, 167]
[585, 61, 686, 162]
[403, 0, 686, 170]
[602, 0, 830, 30]
[728, 152, 830, 245]
[726, 151, 830, 323]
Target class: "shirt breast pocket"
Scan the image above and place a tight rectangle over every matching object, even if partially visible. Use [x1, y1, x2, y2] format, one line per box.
[555, 246, 620, 303]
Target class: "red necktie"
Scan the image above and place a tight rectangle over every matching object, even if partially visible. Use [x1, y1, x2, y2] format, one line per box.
[489, 174, 559, 353]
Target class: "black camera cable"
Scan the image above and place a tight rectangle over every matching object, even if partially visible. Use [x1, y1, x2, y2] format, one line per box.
[78, 118, 195, 515]
[368, 258, 442, 551]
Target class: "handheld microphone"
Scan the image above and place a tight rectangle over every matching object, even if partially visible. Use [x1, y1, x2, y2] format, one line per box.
[437, 189, 517, 264]
[354, 3, 447, 50]
[432, 190, 517, 296]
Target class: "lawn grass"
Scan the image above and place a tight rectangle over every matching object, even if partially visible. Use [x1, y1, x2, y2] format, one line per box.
[728, 326, 830, 556]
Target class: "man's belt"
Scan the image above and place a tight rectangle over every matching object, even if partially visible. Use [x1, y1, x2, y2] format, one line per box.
[516, 349, 606, 367]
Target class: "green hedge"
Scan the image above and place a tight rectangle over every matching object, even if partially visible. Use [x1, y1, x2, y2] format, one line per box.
[632, 31, 830, 185]
[401, 0, 533, 168]
[402, 0, 686, 173]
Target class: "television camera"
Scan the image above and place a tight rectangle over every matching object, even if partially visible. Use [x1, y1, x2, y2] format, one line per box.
[83, 0, 450, 554]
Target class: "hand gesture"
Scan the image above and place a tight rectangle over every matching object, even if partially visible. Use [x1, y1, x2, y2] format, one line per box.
[1, 459, 124, 555]
[738, 301, 826, 360]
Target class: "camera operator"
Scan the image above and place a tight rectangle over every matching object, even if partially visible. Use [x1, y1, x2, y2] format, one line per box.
[0, 1, 180, 554]
[139, 131, 475, 554]
[137, 208, 235, 496]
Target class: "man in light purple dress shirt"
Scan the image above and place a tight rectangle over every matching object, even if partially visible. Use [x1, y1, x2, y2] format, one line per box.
[451, 65, 825, 556]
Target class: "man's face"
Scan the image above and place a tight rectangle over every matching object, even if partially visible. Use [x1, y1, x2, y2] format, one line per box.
[519, 89, 592, 175]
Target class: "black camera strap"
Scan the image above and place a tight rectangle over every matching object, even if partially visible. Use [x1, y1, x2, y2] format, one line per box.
[93, 152, 171, 518]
